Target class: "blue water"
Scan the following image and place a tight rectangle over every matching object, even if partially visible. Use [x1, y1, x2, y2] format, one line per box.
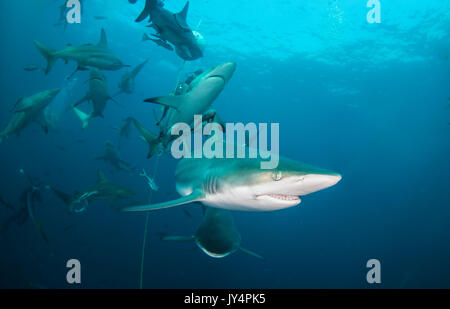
[0, 0, 449, 288]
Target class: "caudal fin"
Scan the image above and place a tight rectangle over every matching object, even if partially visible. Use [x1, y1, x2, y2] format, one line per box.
[135, 0, 157, 22]
[33, 40, 57, 74]
[73, 107, 91, 129]
[47, 185, 73, 214]
[130, 118, 163, 158]
[142, 33, 151, 41]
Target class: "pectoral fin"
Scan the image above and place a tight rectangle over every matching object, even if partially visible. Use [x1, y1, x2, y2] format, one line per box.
[10, 97, 24, 112]
[36, 113, 50, 134]
[239, 247, 264, 260]
[108, 96, 123, 108]
[161, 236, 195, 242]
[122, 190, 205, 212]
[73, 94, 90, 107]
[143, 95, 183, 111]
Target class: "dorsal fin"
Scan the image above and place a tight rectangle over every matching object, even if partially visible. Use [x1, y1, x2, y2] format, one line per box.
[174, 1, 190, 31]
[97, 169, 108, 183]
[98, 28, 108, 48]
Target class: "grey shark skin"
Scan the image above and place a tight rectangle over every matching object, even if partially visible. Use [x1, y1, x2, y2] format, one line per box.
[137, 62, 236, 158]
[143, 33, 174, 51]
[73, 68, 117, 128]
[124, 152, 342, 212]
[34, 28, 129, 75]
[129, 117, 163, 158]
[116, 59, 149, 95]
[0, 88, 60, 143]
[115, 117, 134, 149]
[95, 141, 136, 173]
[0, 170, 49, 245]
[162, 207, 263, 259]
[49, 170, 135, 213]
[136, 1, 203, 61]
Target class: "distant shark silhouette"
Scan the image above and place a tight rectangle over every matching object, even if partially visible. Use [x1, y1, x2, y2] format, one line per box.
[34, 28, 129, 78]
[130, 62, 236, 158]
[0, 88, 60, 143]
[0, 169, 49, 245]
[115, 59, 149, 95]
[135, 0, 204, 61]
[49, 170, 135, 213]
[72, 68, 118, 128]
[95, 141, 136, 173]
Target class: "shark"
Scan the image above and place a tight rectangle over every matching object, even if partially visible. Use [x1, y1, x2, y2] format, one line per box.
[72, 68, 118, 129]
[133, 62, 236, 158]
[161, 207, 263, 259]
[53, 2, 68, 30]
[34, 28, 129, 77]
[114, 117, 134, 149]
[116, 59, 149, 95]
[0, 88, 60, 143]
[123, 150, 342, 212]
[143, 33, 174, 51]
[95, 141, 136, 173]
[0, 169, 49, 245]
[135, 0, 204, 61]
[49, 170, 135, 213]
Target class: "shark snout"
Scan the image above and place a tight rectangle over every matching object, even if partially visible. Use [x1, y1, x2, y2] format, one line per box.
[48, 88, 61, 97]
[210, 62, 236, 83]
[297, 173, 342, 195]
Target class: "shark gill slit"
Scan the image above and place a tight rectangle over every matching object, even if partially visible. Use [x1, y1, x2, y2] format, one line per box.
[139, 154, 161, 289]
[204, 174, 217, 195]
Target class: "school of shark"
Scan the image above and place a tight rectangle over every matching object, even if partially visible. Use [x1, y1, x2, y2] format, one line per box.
[0, 0, 341, 283]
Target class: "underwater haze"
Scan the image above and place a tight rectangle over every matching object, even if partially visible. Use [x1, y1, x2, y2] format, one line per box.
[0, 0, 449, 289]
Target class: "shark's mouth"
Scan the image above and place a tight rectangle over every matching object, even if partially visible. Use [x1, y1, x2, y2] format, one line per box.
[257, 194, 300, 201]
[208, 75, 226, 83]
[89, 77, 105, 83]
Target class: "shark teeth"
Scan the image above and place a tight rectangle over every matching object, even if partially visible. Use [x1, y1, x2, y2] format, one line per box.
[258, 194, 300, 201]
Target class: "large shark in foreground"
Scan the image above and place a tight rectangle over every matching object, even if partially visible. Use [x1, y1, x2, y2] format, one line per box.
[0, 88, 60, 143]
[161, 207, 263, 259]
[135, 0, 204, 61]
[123, 150, 342, 212]
[133, 62, 236, 158]
[49, 170, 135, 213]
[72, 68, 117, 129]
[34, 28, 129, 77]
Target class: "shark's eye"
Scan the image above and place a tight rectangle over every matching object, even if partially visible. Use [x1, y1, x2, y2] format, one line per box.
[272, 171, 282, 181]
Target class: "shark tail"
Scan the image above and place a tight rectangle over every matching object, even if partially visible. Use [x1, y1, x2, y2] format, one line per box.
[33, 40, 57, 74]
[142, 33, 151, 41]
[130, 118, 163, 158]
[47, 185, 73, 214]
[136, 0, 157, 22]
[73, 107, 91, 129]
